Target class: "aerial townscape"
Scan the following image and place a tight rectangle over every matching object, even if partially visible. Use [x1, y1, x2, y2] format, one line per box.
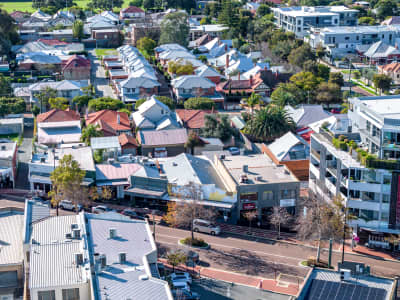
[1, 0, 400, 299]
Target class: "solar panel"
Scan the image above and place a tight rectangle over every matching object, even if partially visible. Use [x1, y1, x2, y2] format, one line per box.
[305, 279, 387, 300]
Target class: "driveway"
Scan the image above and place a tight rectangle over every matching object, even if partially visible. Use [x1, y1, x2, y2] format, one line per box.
[15, 127, 33, 189]
[88, 49, 116, 98]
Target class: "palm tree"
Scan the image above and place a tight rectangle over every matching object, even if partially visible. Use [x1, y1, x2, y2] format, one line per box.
[243, 92, 262, 114]
[81, 124, 103, 146]
[243, 105, 295, 142]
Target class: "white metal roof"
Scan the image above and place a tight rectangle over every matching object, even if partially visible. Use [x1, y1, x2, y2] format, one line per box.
[0, 213, 24, 266]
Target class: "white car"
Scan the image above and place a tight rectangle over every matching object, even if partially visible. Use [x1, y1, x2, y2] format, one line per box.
[193, 219, 221, 235]
[92, 205, 110, 214]
[59, 200, 81, 212]
[228, 147, 240, 155]
[172, 281, 191, 292]
[170, 272, 192, 284]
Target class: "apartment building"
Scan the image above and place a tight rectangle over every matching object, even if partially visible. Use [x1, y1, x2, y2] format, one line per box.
[309, 96, 400, 245]
[308, 25, 400, 58]
[272, 6, 358, 37]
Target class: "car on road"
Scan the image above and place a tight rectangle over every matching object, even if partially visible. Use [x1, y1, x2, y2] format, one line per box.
[172, 289, 200, 300]
[121, 209, 145, 220]
[193, 219, 221, 236]
[170, 272, 192, 284]
[228, 147, 240, 155]
[59, 200, 81, 212]
[92, 205, 109, 214]
[171, 281, 191, 292]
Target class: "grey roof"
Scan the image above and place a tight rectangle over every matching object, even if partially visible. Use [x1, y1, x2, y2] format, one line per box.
[364, 41, 400, 58]
[23, 200, 50, 244]
[285, 104, 331, 128]
[230, 116, 246, 130]
[0, 213, 24, 266]
[91, 136, 121, 150]
[267, 131, 309, 161]
[140, 128, 187, 146]
[171, 75, 215, 89]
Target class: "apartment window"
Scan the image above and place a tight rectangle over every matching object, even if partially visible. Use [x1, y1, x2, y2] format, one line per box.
[263, 191, 273, 201]
[297, 27, 301, 32]
[297, 19, 301, 25]
[332, 37, 336, 43]
[366, 120, 371, 132]
[381, 211, 389, 221]
[389, 34, 393, 41]
[289, 150, 306, 160]
[334, 19, 338, 24]
[38, 290, 56, 300]
[360, 209, 379, 221]
[362, 191, 378, 202]
[383, 175, 391, 185]
[240, 192, 258, 201]
[281, 189, 295, 199]
[356, 36, 359, 41]
[382, 34, 384, 39]
[345, 36, 350, 40]
[383, 194, 390, 203]
[62, 289, 80, 300]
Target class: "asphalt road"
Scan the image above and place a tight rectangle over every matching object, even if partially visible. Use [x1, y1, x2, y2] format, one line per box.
[155, 225, 400, 282]
[88, 49, 116, 98]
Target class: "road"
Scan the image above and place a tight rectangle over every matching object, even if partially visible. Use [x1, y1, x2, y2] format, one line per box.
[88, 49, 116, 98]
[155, 225, 400, 283]
[15, 127, 33, 189]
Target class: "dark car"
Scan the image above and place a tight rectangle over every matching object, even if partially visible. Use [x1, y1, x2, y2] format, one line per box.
[122, 209, 145, 220]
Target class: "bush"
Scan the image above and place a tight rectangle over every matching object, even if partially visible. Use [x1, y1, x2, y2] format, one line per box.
[184, 97, 216, 110]
[181, 237, 208, 247]
[306, 256, 329, 268]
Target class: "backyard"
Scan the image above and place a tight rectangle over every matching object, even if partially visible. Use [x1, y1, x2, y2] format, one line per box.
[95, 48, 118, 58]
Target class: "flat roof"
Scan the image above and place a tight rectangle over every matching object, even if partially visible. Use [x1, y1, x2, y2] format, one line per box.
[0, 212, 23, 266]
[0, 142, 16, 159]
[356, 96, 400, 119]
[221, 154, 298, 185]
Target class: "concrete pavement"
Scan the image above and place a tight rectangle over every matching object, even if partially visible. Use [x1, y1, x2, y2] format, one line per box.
[15, 127, 33, 189]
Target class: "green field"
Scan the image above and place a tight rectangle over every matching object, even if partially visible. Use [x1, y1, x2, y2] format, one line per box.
[95, 48, 118, 57]
[1, 0, 132, 13]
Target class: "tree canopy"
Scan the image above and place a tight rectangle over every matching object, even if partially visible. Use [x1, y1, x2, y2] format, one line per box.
[88, 97, 125, 112]
[0, 10, 19, 57]
[0, 97, 26, 117]
[137, 37, 156, 56]
[72, 20, 84, 41]
[81, 124, 103, 145]
[202, 114, 235, 141]
[159, 12, 189, 47]
[168, 61, 194, 76]
[88, 0, 124, 10]
[184, 97, 216, 110]
[373, 74, 392, 95]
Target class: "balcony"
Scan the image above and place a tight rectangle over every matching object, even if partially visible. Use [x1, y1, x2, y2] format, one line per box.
[311, 149, 321, 160]
[359, 128, 380, 144]
[382, 141, 400, 150]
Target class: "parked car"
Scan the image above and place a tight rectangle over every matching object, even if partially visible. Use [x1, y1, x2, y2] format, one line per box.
[228, 147, 240, 155]
[59, 200, 82, 212]
[92, 205, 109, 214]
[171, 281, 191, 292]
[170, 272, 192, 284]
[122, 209, 145, 220]
[193, 219, 221, 235]
[172, 289, 200, 300]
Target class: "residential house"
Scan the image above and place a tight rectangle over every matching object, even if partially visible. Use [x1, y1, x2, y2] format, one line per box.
[193, 137, 224, 155]
[175, 109, 211, 132]
[10, 10, 31, 24]
[158, 50, 195, 67]
[38, 29, 74, 42]
[188, 33, 212, 48]
[92, 28, 121, 48]
[62, 55, 91, 80]
[118, 75, 160, 103]
[0, 118, 24, 135]
[154, 43, 188, 60]
[189, 24, 229, 41]
[90, 136, 121, 160]
[127, 22, 161, 46]
[17, 53, 63, 73]
[0, 141, 18, 188]
[378, 62, 400, 84]
[261, 132, 310, 181]
[171, 75, 224, 105]
[381, 16, 400, 25]
[286, 104, 331, 129]
[138, 128, 188, 157]
[86, 212, 173, 300]
[29, 146, 95, 193]
[85, 110, 131, 136]
[194, 65, 224, 84]
[118, 133, 138, 155]
[132, 96, 180, 131]
[13, 40, 84, 54]
[272, 6, 358, 38]
[0, 211, 24, 300]
[119, 6, 145, 19]
[216, 73, 270, 100]
[214, 154, 300, 223]
[361, 41, 400, 64]
[36, 109, 82, 146]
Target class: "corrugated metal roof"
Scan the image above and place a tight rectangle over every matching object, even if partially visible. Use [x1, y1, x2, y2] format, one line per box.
[0, 213, 24, 266]
[91, 136, 121, 150]
[140, 128, 187, 146]
[96, 163, 142, 181]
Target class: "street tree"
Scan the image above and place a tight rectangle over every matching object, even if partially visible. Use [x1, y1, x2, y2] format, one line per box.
[315, 83, 342, 108]
[167, 250, 187, 272]
[270, 207, 291, 240]
[243, 210, 257, 235]
[88, 97, 125, 111]
[373, 74, 392, 95]
[81, 124, 103, 146]
[288, 44, 315, 68]
[73, 95, 92, 111]
[243, 92, 261, 114]
[72, 20, 84, 41]
[270, 82, 303, 107]
[159, 12, 189, 47]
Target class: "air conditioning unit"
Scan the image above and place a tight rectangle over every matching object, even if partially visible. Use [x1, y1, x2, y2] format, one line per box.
[72, 228, 81, 239]
[119, 252, 127, 264]
[109, 228, 117, 239]
[75, 253, 83, 266]
[100, 255, 107, 269]
[340, 269, 351, 281]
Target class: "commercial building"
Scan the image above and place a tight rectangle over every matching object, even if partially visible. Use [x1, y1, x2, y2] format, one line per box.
[214, 154, 300, 223]
[272, 6, 358, 37]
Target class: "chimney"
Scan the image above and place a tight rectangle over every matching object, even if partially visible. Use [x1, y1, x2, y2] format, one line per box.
[224, 44, 227, 51]
[226, 54, 229, 69]
[249, 75, 253, 86]
[275, 71, 279, 79]
[238, 71, 240, 80]
[117, 113, 120, 124]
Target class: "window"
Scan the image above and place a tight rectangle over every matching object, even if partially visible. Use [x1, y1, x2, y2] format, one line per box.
[38, 290, 56, 300]
[289, 150, 306, 160]
[383, 194, 390, 203]
[263, 191, 273, 201]
[381, 211, 389, 221]
[356, 36, 359, 41]
[332, 37, 336, 43]
[240, 192, 257, 201]
[62, 288, 80, 300]
[383, 175, 391, 185]
[360, 209, 379, 221]
[297, 19, 301, 25]
[345, 36, 350, 40]
[281, 189, 295, 199]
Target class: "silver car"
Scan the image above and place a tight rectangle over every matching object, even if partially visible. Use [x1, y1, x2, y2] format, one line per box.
[193, 219, 221, 235]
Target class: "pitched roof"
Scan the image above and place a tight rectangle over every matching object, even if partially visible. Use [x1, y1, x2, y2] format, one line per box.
[118, 133, 138, 147]
[37, 38, 68, 46]
[121, 6, 145, 13]
[85, 110, 130, 132]
[96, 163, 142, 181]
[175, 109, 211, 129]
[37, 109, 80, 123]
[364, 41, 400, 58]
[195, 65, 222, 78]
[378, 62, 400, 73]
[62, 55, 90, 71]
[171, 75, 215, 89]
[216, 73, 265, 92]
[267, 131, 309, 161]
[0, 213, 24, 266]
[285, 105, 331, 128]
[139, 129, 188, 146]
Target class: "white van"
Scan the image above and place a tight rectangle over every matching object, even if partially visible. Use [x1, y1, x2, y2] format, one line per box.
[193, 219, 221, 235]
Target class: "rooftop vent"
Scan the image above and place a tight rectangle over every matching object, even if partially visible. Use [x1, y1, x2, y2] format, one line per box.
[75, 253, 83, 266]
[71, 223, 78, 230]
[119, 252, 127, 264]
[340, 269, 351, 281]
[40, 157, 46, 163]
[109, 228, 117, 239]
[73, 228, 81, 239]
[242, 165, 248, 173]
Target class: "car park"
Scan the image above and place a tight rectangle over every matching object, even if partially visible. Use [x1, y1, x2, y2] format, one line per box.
[59, 200, 81, 212]
[193, 219, 221, 235]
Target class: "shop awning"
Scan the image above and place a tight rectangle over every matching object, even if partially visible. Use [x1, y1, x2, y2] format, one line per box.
[125, 187, 167, 199]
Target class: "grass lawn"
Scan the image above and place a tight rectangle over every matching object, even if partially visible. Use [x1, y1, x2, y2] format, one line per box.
[351, 79, 378, 95]
[1, 0, 132, 13]
[95, 48, 118, 57]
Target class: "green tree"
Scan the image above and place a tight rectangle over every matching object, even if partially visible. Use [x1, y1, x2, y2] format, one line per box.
[32, 106, 40, 117]
[157, 96, 175, 110]
[317, 64, 331, 81]
[73, 95, 92, 111]
[200, 16, 211, 25]
[218, 0, 239, 28]
[198, 55, 207, 63]
[129, 0, 143, 6]
[375, 0, 397, 20]
[72, 20, 84, 41]
[0, 74, 11, 96]
[288, 44, 315, 67]
[184, 97, 216, 110]
[88, 97, 125, 111]
[50, 154, 85, 215]
[81, 124, 103, 145]
[290, 72, 322, 103]
[202, 114, 235, 141]
[185, 132, 204, 154]
[159, 12, 189, 47]
[143, 0, 154, 9]
[257, 4, 271, 17]
[135, 98, 146, 110]
[168, 61, 194, 76]
[37, 87, 57, 113]
[315, 44, 326, 61]
[49, 97, 69, 110]
[243, 105, 295, 142]
[358, 16, 376, 25]
[243, 92, 261, 114]
[270, 83, 300, 107]
[167, 250, 187, 272]
[328, 72, 345, 87]
[315, 83, 342, 108]
[137, 37, 156, 56]
[88, 0, 123, 10]
[372, 74, 392, 95]
[0, 10, 20, 57]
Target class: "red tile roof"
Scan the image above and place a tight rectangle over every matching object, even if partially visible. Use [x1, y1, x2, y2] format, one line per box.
[378, 62, 400, 73]
[175, 109, 212, 129]
[63, 55, 91, 71]
[121, 6, 144, 13]
[216, 73, 264, 94]
[38, 39, 68, 46]
[85, 110, 131, 133]
[118, 133, 138, 147]
[37, 109, 80, 123]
